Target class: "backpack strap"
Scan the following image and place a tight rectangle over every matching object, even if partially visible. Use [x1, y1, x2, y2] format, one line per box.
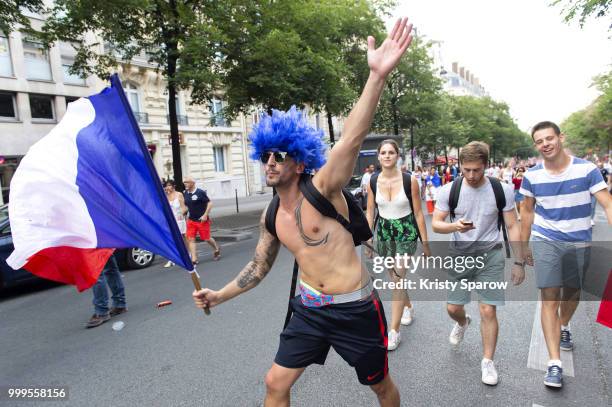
[370, 172, 379, 197]
[264, 194, 280, 239]
[448, 176, 463, 221]
[402, 172, 422, 242]
[283, 259, 299, 329]
[487, 176, 511, 258]
[369, 172, 380, 230]
[299, 174, 351, 230]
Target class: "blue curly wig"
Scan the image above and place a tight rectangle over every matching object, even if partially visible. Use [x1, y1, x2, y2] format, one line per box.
[249, 106, 327, 173]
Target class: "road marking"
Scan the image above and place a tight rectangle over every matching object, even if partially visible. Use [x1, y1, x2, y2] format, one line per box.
[527, 300, 574, 376]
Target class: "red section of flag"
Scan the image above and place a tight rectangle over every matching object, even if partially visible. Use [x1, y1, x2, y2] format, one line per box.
[23, 247, 114, 292]
[596, 270, 612, 329]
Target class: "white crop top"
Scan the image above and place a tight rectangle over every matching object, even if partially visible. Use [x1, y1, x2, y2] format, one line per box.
[375, 182, 412, 219]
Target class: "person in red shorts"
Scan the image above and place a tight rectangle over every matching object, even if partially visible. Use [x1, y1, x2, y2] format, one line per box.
[183, 176, 221, 263]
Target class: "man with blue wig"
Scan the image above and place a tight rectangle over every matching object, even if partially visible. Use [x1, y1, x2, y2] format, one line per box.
[193, 18, 414, 406]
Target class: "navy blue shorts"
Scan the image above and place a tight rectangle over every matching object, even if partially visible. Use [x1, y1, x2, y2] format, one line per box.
[274, 293, 388, 386]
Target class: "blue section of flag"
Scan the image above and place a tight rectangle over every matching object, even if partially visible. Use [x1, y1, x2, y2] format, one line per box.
[75, 74, 192, 271]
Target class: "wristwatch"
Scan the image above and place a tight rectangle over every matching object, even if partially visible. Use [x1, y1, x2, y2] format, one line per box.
[514, 261, 525, 267]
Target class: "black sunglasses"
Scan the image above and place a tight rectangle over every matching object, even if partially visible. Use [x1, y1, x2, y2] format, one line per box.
[260, 151, 291, 164]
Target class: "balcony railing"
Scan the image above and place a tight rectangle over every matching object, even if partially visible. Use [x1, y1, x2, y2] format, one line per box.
[133, 112, 149, 124]
[210, 114, 226, 127]
[166, 114, 189, 125]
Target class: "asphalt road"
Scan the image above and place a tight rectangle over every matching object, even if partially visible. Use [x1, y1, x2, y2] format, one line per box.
[0, 208, 610, 406]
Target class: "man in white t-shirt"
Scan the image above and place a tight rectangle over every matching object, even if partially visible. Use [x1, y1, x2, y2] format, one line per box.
[432, 141, 524, 387]
[361, 164, 375, 207]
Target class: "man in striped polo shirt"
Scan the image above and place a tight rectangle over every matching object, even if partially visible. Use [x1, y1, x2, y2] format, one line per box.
[520, 121, 612, 388]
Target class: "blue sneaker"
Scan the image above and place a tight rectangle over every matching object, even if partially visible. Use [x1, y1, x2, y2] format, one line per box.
[544, 365, 563, 388]
[560, 328, 573, 351]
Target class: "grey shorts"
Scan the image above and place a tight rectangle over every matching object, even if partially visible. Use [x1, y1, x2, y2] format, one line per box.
[532, 236, 591, 289]
[447, 246, 505, 306]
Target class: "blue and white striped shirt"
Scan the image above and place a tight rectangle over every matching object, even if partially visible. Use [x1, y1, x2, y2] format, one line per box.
[520, 157, 607, 242]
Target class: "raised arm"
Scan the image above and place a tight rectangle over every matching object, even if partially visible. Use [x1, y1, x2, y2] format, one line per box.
[313, 18, 413, 196]
[192, 208, 280, 309]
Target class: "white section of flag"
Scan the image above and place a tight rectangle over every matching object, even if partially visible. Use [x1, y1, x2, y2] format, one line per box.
[7, 99, 98, 269]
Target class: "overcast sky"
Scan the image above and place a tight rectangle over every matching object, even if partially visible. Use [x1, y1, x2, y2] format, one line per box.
[390, 0, 612, 132]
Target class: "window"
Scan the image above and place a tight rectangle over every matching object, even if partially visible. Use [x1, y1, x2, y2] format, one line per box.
[315, 114, 320, 130]
[0, 35, 13, 77]
[60, 42, 85, 85]
[123, 83, 141, 112]
[19, 6, 43, 19]
[213, 146, 226, 172]
[252, 108, 263, 124]
[175, 97, 182, 115]
[0, 92, 17, 119]
[23, 37, 52, 81]
[29, 94, 55, 120]
[123, 83, 147, 123]
[65, 96, 79, 108]
[211, 99, 226, 127]
[166, 96, 188, 125]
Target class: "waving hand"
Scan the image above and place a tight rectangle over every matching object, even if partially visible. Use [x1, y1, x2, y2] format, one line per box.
[368, 17, 413, 80]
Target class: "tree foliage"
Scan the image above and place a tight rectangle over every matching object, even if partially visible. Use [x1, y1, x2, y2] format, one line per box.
[214, 0, 385, 143]
[551, 0, 612, 29]
[417, 94, 532, 164]
[561, 70, 612, 155]
[0, 0, 45, 34]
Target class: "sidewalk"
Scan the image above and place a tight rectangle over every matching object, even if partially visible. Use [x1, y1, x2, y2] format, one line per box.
[209, 192, 272, 240]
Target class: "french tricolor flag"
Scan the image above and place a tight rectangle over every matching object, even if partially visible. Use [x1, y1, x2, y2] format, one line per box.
[7, 74, 193, 291]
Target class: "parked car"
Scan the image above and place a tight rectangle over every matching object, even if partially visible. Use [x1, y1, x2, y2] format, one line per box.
[346, 174, 367, 209]
[0, 204, 155, 290]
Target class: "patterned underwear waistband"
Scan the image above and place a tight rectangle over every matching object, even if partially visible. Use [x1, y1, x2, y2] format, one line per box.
[299, 279, 373, 308]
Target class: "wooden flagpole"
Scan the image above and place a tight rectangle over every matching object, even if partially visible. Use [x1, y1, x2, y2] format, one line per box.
[190, 267, 210, 315]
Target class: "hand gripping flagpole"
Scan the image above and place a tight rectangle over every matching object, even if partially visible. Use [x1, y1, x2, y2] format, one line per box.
[190, 266, 211, 315]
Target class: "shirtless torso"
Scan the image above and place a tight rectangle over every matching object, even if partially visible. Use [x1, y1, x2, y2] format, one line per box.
[274, 185, 367, 295]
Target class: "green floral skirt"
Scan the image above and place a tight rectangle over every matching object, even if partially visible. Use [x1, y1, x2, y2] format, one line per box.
[376, 213, 418, 257]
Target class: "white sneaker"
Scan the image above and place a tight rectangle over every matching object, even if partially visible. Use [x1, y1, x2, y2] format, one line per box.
[481, 359, 499, 385]
[449, 315, 471, 345]
[401, 306, 414, 325]
[163, 261, 174, 268]
[591, 219, 595, 226]
[387, 329, 401, 351]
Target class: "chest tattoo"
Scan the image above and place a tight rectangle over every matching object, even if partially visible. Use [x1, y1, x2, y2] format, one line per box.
[295, 197, 329, 246]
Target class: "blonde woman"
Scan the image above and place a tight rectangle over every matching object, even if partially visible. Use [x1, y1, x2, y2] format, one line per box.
[163, 180, 187, 267]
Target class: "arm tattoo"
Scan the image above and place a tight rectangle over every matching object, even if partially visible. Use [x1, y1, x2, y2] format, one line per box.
[295, 197, 328, 246]
[236, 214, 280, 289]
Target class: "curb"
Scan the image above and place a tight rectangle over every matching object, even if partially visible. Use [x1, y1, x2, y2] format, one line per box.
[213, 228, 254, 242]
